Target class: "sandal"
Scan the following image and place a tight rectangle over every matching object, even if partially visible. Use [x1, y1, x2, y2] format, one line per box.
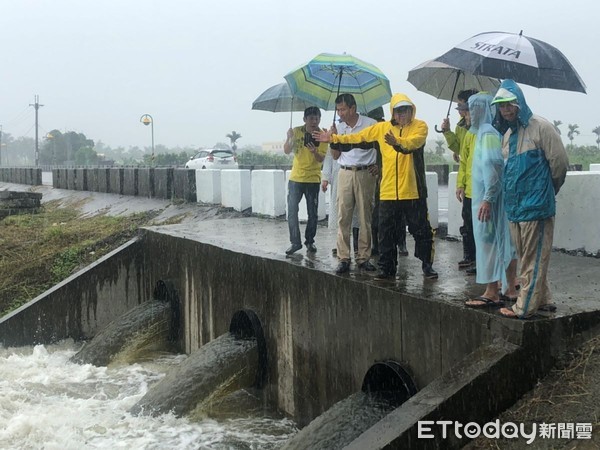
[465, 296, 505, 308]
[539, 303, 557, 312]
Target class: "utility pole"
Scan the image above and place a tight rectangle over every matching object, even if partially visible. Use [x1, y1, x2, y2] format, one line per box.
[29, 95, 44, 167]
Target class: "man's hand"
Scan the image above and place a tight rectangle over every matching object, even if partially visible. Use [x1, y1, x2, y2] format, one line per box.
[286, 128, 294, 140]
[441, 118, 451, 133]
[321, 180, 329, 192]
[384, 131, 398, 146]
[368, 165, 379, 177]
[478, 200, 491, 222]
[456, 187, 465, 203]
[313, 129, 332, 143]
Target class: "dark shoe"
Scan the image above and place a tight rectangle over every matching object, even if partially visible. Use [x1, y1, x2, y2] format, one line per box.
[331, 248, 337, 256]
[422, 263, 438, 279]
[285, 243, 302, 255]
[458, 258, 475, 268]
[398, 245, 409, 257]
[374, 271, 394, 280]
[335, 261, 350, 274]
[466, 267, 477, 275]
[306, 243, 317, 253]
[358, 261, 377, 271]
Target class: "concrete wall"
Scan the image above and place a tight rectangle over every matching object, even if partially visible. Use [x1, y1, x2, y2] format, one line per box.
[590, 163, 600, 171]
[196, 169, 221, 204]
[555, 172, 600, 253]
[139, 230, 498, 426]
[0, 168, 42, 186]
[221, 169, 252, 211]
[251, 170, 286, 217]
[0, 239, 150, 346]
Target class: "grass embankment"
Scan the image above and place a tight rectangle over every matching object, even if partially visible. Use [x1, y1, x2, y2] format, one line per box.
[0, 201, 159, 316]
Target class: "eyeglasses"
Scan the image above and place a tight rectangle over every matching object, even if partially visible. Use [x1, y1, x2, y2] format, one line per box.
[393, 106, 412, 114]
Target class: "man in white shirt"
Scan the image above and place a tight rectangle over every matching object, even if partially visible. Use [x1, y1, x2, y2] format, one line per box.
[330, 93, 378, 274]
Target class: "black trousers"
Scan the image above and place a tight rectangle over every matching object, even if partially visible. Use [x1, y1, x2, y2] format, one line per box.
[378, 199, 434, 274]
[460, 197, 476, 261]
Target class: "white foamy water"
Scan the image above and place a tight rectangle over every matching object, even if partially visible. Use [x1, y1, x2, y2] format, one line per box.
[0, 341, 297, 450]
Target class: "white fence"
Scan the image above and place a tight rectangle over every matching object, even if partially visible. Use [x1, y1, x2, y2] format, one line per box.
[446, 171, 600, 254]
[194, 168, 599, 253]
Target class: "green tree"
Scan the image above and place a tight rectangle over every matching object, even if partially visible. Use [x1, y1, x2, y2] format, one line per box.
[74, 146, 98, 165]
[42, 130, 94, 165]
[553, 120, 562, 135]
[567, 124, 580, 145]
[226, 131, 242, 152]
[592, 126, 600, 150]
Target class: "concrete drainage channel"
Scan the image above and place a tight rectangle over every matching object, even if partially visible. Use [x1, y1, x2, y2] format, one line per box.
[1, 223, 600, 448]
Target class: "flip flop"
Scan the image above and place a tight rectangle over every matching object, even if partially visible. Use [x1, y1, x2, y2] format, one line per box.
[539, 304, 557, 312]
[465, 296, 505, 308]
[500, 294, 518, 302]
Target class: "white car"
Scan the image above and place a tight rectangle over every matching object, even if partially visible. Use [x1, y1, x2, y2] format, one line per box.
[185, 149, 238, 169]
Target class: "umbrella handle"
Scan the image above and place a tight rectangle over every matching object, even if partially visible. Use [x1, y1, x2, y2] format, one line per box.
[434, 71, 461, 134]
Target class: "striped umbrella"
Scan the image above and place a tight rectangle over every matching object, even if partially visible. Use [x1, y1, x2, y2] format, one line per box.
[284, 53, 392, 116]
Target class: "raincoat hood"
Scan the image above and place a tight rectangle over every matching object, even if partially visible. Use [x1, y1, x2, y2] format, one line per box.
[389, 93, 416, 122]
[493, 79, 533, 133]
[468, 92, 496, 135]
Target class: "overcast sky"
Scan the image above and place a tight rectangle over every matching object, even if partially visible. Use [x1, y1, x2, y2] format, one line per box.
[1, 0, 598, 151]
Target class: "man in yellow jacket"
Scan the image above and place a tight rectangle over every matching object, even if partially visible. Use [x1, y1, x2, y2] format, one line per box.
[314, 93, 437, 279]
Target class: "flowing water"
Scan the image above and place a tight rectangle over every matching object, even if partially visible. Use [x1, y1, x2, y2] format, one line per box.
[0, 340, 297, 449]
[131, 333, 259, 418]
[281, 391, 397, 450]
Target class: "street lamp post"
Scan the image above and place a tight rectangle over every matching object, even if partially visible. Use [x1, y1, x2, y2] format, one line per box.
[140, 114, 155, 165]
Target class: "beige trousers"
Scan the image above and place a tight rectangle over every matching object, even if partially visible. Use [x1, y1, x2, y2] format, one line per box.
[509, 217, 555, 317]
[336, 168, 376, 263]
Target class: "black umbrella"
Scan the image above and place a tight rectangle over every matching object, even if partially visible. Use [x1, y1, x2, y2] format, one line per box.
[435, 30, 586, 94]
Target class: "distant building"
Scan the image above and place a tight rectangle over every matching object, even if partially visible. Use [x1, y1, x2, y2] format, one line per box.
[261, 141, 285, 153]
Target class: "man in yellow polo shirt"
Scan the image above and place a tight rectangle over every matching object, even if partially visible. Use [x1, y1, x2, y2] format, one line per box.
[283, 106, 328, 255]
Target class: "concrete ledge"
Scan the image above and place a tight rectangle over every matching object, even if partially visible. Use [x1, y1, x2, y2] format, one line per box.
[590, 163, 600, 171]
[251, 170, 285, 217]
[221, 169, 252, 211]
[196, 169, 221, 204]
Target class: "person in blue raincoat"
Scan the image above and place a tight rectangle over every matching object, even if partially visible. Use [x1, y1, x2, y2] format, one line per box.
[464, 92, 518, 308]
[491, 80, 569, 319]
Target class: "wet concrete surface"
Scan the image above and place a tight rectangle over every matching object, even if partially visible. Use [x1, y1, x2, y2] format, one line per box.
[3, 178, 599, 319]
[150, 216, 600, 319]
